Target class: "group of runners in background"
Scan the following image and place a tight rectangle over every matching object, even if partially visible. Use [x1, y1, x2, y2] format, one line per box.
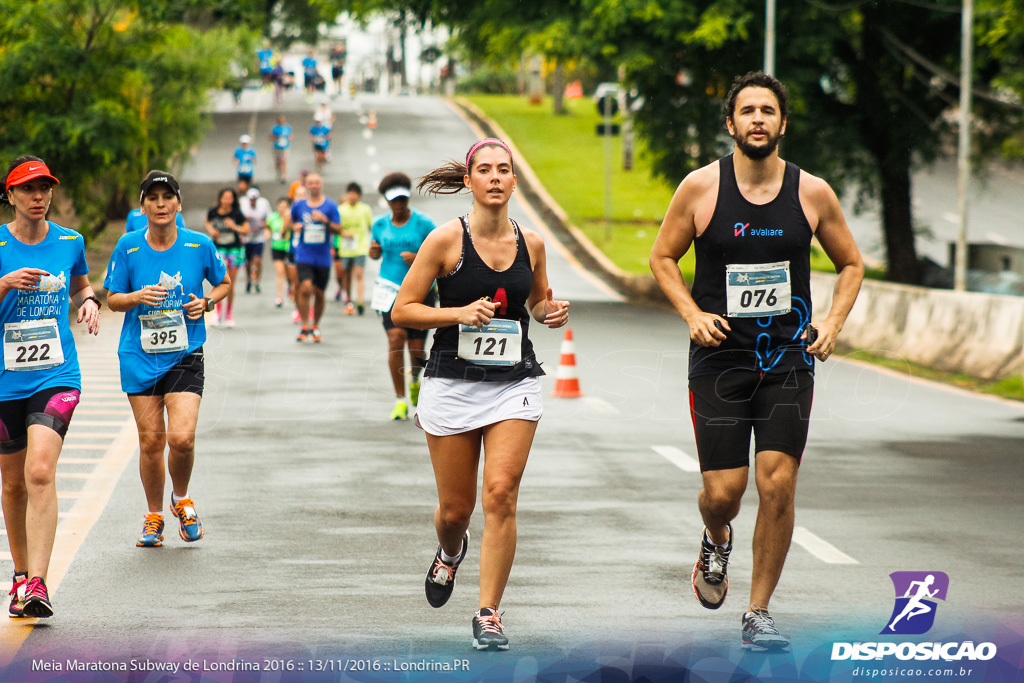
[0, 70, 864, 654]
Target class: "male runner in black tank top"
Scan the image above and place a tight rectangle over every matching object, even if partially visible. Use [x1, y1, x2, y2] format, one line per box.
[650, 72, 864, 651]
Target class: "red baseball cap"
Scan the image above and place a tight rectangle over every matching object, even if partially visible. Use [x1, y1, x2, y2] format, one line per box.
[5, 160, 60, 193]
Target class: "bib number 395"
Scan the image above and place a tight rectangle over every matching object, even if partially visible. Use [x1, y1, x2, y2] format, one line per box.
[139, 310, 189, 354]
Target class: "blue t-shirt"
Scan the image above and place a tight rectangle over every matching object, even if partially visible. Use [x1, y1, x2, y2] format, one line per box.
[235, 148, 256, 176]
[290, 198, 341, 268]
[371, 209, 437, 285]
[126, 209, 186, 233]
[271, 124, 292, 150]
[257, 49, 274, 73]
[302, 57, 317, 76]
[0, 222, 89, 400]
[103, 228, 227, 394]
[310, 125, 330, 149]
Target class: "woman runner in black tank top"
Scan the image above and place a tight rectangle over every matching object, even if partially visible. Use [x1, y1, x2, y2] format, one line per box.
[391, 139, 570, 651]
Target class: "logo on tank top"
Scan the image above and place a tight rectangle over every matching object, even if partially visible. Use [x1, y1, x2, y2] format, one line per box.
[734, 221, 783, 238]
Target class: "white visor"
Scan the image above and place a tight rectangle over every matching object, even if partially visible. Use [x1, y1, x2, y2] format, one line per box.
[383, 186, 411, 201]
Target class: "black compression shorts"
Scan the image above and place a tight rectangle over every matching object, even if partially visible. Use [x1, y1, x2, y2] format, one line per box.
[688, 369, 813, 472]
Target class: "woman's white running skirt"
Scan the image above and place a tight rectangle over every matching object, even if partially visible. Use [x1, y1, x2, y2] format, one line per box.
[414, 376, 543, 436]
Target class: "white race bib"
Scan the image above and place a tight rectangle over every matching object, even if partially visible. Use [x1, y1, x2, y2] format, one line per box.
[3, 319, 64, 371]
[458, 319, 522, 366]
[370, 278, 401, 313]
[726, 261, 792, 318]
[139, 310, 189, 354]
[340, 234, 359, 252]
[304, 222, 326, 244]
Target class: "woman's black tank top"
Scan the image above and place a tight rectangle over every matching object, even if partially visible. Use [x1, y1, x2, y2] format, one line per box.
[689, 154, 814, 378]
[424, 216, 545, 382]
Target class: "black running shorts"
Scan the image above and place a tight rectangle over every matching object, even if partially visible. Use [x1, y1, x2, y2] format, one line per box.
[0, 386, 81, 453]
[128, 349, 205, 397]
[688, 369, 813, 472]
[380, 288, 437, 340]
[296, 262, 331, 291]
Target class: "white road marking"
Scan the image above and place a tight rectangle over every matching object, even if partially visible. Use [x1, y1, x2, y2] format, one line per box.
[362, 128, 372, 139]
[583, 397, 619, 415]
[367, 145, 377, 157]
[792, 526, 858, 564]
[651, 445, 701, 473]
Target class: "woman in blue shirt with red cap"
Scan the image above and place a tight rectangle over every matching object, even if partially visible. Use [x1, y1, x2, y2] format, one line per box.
[0, 156, 101, 619]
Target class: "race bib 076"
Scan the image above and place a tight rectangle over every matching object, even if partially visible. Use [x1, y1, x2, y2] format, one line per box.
[725, 261, 792, 318]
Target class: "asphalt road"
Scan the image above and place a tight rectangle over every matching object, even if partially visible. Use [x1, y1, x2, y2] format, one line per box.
[1, 80, 1021, 683]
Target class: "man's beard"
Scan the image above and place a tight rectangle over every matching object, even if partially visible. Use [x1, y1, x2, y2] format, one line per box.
[733, 129, 781, 160]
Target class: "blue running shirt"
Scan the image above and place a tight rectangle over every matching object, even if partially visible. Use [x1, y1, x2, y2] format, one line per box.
[271, 125, 292, 150]
[0, 222, 89, 400]
[235, 148, 256, 176]
[371, 209, 437, 285]
[126, 209, 185, 233]
[104, 228, 227, 394]
[310, 125, 330, 149]
[291, 198, 340, 268]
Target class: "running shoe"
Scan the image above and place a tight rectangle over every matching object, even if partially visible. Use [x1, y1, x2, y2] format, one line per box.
[136, 512, 165, 548]
[169, 497, 204, 542]
[8, 574, 27, 619]
[334, 289, 343, 301]
[312, 327, 322, 343]
[208, 310, 220, 327]
[692, 524, 732, 609]
[255, 283, 261, 294]
[390, 400, 408, 421]
[291, 310, 301, 324]
[409, 381, 421, 407]
[344, 302, 355, 315]
[22, 577, 52, 618]
[472, 608, 509, 651]
[742, 608, 790, 652]
[246, 282, 252, 294]
[356, 303, 365, 316]
[297, 327, 310, 342]
[224, 315, 236, 328]
[275, 297, 283, 308]
[425, 531, 469, 608]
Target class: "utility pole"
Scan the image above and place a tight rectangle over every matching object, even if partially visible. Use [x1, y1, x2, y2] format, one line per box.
[764, 0, 776, 75]
[954, 0, 974, 292]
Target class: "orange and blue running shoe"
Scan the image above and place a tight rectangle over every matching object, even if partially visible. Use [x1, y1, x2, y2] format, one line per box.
[137, 512, 165, 547]
[22, 577, 53, 618]
[170, 497, 204, 542]
[8, 574, 27, 619]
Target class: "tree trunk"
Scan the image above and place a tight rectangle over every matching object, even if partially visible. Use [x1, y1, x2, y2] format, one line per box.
[552, 62, 566, 115]
[878, 161, 921, 284]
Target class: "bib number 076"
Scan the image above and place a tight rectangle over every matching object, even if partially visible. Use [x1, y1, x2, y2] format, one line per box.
[739, 288, 778, 309]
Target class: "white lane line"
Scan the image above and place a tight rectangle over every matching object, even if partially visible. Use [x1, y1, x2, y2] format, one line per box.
[583, 397, 620, 415]
[651, 445, 701, 473]
[792, 526, 858, 564]
[362, 128, 373, 139]
[367, 145, 377, 157]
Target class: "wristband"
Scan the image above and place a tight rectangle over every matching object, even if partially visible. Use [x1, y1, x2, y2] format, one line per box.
[83, 295, 101, 309]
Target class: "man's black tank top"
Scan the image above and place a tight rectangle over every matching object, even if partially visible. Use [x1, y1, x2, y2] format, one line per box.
[425, 216, 545, 382]
[689, 154, 814, 378]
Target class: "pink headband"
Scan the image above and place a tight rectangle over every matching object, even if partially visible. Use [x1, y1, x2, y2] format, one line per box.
[465, 139, 513, 170]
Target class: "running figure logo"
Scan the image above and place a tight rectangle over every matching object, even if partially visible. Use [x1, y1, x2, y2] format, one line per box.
[881, 571, 949, 635]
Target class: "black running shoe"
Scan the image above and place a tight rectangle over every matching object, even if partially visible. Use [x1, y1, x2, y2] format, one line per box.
[472, 608, 509, 651]
[8, 574, 27, 619]
[22, 577, 53, 618]
[424, 531, 469, 608]
[691, 525, 732, 609]
[742, 608, 790, 652]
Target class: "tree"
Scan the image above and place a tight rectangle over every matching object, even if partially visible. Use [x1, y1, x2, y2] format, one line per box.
[0, 1, 251, 236]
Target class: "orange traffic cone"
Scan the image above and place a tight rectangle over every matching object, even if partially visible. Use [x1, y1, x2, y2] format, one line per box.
[367, 110, 377, 129]
[551, 329, 584, 398]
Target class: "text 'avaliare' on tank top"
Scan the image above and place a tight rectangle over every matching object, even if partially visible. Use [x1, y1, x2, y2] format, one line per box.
[425, 216, 545, 382]
[688, 154, 814, 378]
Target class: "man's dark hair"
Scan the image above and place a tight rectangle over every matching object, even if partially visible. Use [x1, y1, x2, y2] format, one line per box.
[378, 172, 411, 195]
[346, 182, 362, 195]
[724, 71, 789, 121]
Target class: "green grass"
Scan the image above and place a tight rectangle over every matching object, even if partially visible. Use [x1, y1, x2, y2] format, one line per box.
[840, 348, 1024, 402]
[463, 94, 676, 276]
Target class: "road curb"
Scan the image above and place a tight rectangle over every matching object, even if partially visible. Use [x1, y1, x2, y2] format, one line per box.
[449, 97, 669, 305]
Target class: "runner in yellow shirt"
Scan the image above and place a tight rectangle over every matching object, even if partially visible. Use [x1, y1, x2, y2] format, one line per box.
[334, 182, 374, 315]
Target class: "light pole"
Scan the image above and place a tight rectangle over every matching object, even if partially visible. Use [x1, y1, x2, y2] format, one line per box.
[764, 0, 776, 75]
[954, 0, 974, 292]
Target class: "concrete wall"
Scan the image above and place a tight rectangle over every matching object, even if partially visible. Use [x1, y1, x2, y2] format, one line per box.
[811, 272, 1024, 379]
